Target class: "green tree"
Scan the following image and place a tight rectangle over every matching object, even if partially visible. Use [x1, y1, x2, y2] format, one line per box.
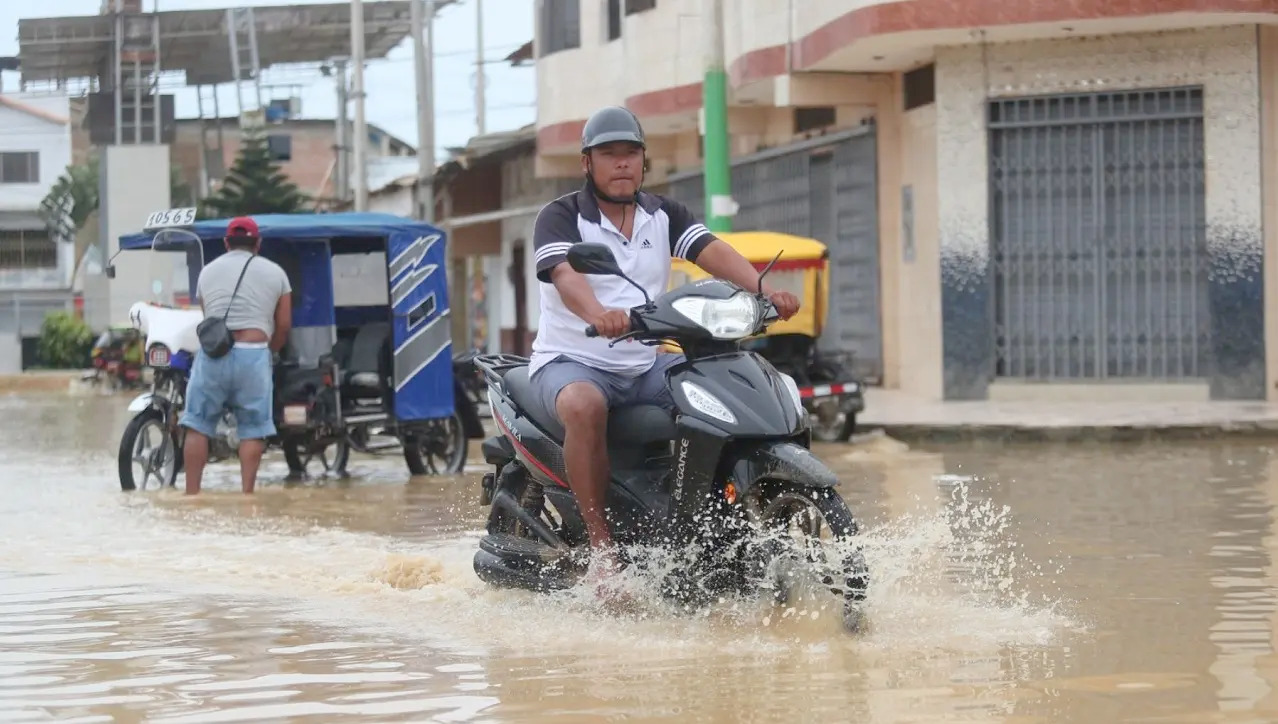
[200, 131, 308, 217]
[37, 311, 94, 369]
[39, 152, 192, 236]
[39, 154, 99, 235]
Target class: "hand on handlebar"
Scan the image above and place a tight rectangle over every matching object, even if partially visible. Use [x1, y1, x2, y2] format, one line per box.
[585, 309, 631, 339]
[765, 290, 801, 321]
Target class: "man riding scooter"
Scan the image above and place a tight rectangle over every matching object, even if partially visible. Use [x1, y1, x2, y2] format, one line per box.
[527, 105, 801, 599]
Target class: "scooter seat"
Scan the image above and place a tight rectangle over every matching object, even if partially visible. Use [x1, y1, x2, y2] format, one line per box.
[345, 371, 382, 398]
[503, 366, 677, 446]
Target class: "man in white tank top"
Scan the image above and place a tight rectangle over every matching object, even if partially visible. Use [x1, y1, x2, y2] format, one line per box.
[179, 216, 293, 495]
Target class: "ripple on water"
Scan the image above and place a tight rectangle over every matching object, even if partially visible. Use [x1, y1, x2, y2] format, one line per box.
[0, 395, 1087, 722]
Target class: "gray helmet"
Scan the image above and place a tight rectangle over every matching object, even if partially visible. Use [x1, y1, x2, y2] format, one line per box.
[581, 106, 646, 153]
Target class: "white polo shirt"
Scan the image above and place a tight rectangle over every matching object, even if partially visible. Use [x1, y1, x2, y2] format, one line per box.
[529, 187, 714, 377]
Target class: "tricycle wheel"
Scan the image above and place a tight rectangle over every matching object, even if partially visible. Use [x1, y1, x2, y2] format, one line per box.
[810, 400, 856, 443]
[118, 408, 180, 492]
[403, 412, 467, 476]
[283, 437, 350, 478]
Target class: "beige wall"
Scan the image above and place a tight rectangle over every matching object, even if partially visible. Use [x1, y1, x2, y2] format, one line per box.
[533, 1, 630, 129]
[535, 0, 887, 134]
[894, 103, 943, 399]
[723, 0, 891, 64]
[622, 3, 706, 97]
[936, 26, 1262, 395]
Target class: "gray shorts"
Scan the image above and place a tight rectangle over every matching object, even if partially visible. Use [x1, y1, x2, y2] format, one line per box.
[532, 353, 685, 424]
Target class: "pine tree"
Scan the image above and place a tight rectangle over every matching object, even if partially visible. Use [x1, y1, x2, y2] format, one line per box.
[200, 130, 308, 218]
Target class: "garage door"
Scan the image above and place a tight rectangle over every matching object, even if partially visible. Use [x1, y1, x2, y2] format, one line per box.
[988, 87, 1209, 380]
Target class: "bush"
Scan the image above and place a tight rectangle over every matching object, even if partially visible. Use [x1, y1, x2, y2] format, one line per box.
[37, 312, 94, 369]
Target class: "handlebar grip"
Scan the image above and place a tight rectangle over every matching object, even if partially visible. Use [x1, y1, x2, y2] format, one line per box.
[585, 325, 599, 338]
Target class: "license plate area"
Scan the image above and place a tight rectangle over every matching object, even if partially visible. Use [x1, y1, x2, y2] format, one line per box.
[282, 404, 309, 426]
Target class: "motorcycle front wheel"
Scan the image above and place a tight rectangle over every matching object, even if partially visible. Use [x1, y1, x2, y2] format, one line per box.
[753, 482, 870, 633]
[118, 407, 180, 491]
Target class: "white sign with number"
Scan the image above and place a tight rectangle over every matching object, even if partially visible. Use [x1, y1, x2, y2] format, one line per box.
[143, 207, 197, 230]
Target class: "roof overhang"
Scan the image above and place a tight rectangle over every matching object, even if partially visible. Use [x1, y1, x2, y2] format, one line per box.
[17, 1, 456, 86]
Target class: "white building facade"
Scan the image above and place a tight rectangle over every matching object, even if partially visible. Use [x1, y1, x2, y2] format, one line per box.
[531, 0, 1278, 403]
[0, 93, 75, 369]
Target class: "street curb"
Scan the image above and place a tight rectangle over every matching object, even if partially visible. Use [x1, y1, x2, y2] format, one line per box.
[868, 421, 1278, 444]
[0, 371, 86, 395]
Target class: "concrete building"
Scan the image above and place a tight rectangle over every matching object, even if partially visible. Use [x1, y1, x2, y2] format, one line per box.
[170, 117, 416, 210]
[530, 1, 1278, 403]
[0, 92, 77, 370]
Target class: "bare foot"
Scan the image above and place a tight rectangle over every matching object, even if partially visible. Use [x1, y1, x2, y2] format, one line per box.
[582, 547, 636, 611]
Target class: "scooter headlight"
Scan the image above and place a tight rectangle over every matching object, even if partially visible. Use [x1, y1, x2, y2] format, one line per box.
[680, 380, 737, 425]
[671, 292, 759, 340]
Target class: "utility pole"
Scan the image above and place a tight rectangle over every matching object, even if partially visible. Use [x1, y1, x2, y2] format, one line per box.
[350, 0, 368, 211]
[333, 58, 349, 204]
[701, 0, 733, 232]
[474, 0, 485, 135]
[411, 0, 436, 222]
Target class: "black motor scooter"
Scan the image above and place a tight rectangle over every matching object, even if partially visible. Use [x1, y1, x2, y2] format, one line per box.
[471, 242, 870, 631]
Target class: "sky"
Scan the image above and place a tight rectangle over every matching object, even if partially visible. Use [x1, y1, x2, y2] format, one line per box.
[0, 0, 537, 159]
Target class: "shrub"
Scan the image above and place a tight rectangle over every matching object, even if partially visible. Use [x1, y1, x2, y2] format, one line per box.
[37, 311, 94, 369]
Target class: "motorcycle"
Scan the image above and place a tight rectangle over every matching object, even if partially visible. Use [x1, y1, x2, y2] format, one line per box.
[471, 242, 870, 632]
[83, 326, 145, 391]
[114, 227, 237, 491]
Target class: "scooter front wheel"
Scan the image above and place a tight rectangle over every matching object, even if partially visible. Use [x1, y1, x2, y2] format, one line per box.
[754, 482, 869, 632]
[118, 408, 180, 492]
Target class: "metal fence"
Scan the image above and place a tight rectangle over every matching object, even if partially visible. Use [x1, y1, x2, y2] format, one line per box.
[988, 86, 1209, 380]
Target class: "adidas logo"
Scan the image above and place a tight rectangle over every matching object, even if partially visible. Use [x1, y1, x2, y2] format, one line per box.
[640, 238, 652, 249]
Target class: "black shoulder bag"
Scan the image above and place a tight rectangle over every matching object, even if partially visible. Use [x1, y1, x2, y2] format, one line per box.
[196, 256, 255, 359]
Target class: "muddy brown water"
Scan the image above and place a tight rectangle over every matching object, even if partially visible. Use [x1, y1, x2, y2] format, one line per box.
[3, 391, 1278, 722]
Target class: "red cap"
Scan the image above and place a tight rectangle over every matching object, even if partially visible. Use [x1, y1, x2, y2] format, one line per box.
[226, 216, 260, 239]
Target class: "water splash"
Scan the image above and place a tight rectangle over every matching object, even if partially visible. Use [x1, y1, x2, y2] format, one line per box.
[1, 448, 1075, 664]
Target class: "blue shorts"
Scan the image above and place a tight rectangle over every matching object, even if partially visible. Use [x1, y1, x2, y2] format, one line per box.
[179, 345, 276, 441]
[531, 353, 684, 424]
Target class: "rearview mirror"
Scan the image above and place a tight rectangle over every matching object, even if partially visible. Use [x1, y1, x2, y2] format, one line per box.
[105, 265, 116, 279]
[567, 242, 622, 276]
[565, 241, 653, 307]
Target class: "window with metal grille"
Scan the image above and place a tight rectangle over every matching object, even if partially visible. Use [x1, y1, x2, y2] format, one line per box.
[605, 0, 622, 40]
[625, 0, 655, 14]
[0, 152, 38, 184]
[0, 229, 56, 269]
[539, 0, 581, 56]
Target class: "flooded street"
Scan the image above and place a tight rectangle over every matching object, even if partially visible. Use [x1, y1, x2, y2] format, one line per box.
[4, 392, 1278, 722]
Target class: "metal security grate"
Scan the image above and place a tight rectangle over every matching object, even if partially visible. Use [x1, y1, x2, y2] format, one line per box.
[988, 87, 1209, 380]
